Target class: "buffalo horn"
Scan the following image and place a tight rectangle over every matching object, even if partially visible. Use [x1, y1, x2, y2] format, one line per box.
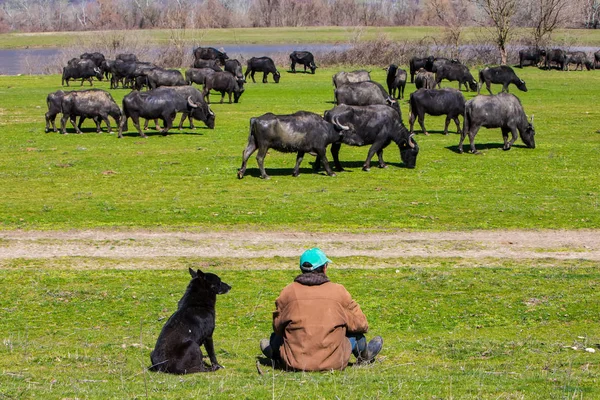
[408, 133, 416, 149]
[207, 105, 214, 116]
[187, 96, 198, 108]
[332, 116, 349, 131]
[530, 115, 534, 126]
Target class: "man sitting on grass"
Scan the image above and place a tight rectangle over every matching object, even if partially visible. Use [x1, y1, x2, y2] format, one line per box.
[260, 248, 383, 371]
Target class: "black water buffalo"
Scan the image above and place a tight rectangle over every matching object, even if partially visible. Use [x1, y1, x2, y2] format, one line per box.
[237, 111, 362, 179]
[45, 90, 98, 133]
[245, 57, 280, 83]
[185, 68, 216, 86]
[332, 70, 371, 88]
[426, 57, 457, 73]
[193, 47, 228, 65]
[203, 71, 245, 104]
[192, 59, 223, 71]
[62, 59, 103, 86]
[415, 68, 436, 89]
[99, 59, 114, 80]
[224, 59, 245, 82]
[459, 93, 535, 154]
[435, 63, 477, 92]
[289, 51, 317, 74]
[323, 104, 419, 171]
[145, 68, 187, 89]
[478, 65, 527, 95]
[80, 52, 105, 68]
[116, 53, 138, 63]
[409, 56, 433, 83]
[409, 88, 465, 136]
[119, 88, 212, 138]
[334, 81, 400, 116]
[59, 89, 121, 135]
[386, 64, 407, 99]
[152, 86, 215, 130]
[110, 60, 156, 89]
[519, 48, 546, 68]
[565, 51, 592, 71]
[545, 49, 567, 70]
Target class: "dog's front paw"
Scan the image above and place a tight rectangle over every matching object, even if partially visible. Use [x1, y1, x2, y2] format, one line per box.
[211, 363, 224, 371]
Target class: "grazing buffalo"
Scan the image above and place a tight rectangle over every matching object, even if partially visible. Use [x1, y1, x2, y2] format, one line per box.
[224, 59, 245, 82]
[332, 70, 371, 88]
[45, 90, 98, 133]
[289, 51, 317, 74]
[245, 57, 280, 83]
[459, 93, 535, 154]
[565, 51, 592, 71]
[237, 111, 362, 179]
[409, 88, 465, 136]
[426, 57, 457, 73]
[435, 63, 477, 92]
[334, 81, 400, 116]
[119, 88, 212, 138]
[323, 104, 419, 171]
[192, 59, 223, 71]
[545, 49, 567, 70]
[519, 48, 546, 68]
[415, 68, 436, 89]
[60, 89, 121, 135]
[386, 64, 407, 99]
[409, 56, 433, 83]
[145, 68, 187, 89]
[62, 59, 103, 86]
[203, 71, 245, 104]
[116, 53, 138, 63]
[478, 65, 527, 95]
[80, 52, 105, 68]
[185, 68, 216, 86]
[152, 86, 215, 130]
[193, 47, 228, 65]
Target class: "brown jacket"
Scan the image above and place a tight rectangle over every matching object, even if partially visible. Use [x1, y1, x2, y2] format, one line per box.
[272, 273, 369, 371]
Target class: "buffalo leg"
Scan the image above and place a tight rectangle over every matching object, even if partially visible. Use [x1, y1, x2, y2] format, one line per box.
[99, 114, 112, 133]
[504, 127, 519, 151]
[250, 71, 256, 83]
[290, 61, 296, 73]
[486, 82, 493, 95]
[292, 152, 305, 177]
[262, 72, 268, 83]
[238, 137, 257, 179]
[408, 112, 416, 134]
[458, 125, 477, 154]
[444, 116, 451, 135]
[159, 115, 174, 136]
[467, 127, 481, 154]
[417, 113, 428, 136]
[453, 116, 462, 134]
[330, 142, 344, 171]
[376, 149, 386, 169]
[131, 116, 147, 138]
[316, 148, 336, 177]
[363, 143, 383, 171]
[220, 91, 225, 104]
[256, 147, 270, 179]
[45, 112, 56, 133]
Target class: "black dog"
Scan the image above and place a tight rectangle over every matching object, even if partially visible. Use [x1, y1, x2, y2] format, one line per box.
[149, 268, 231, 374]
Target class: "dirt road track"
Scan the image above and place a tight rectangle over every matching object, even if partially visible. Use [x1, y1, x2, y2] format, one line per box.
[0, 230, 599, 261]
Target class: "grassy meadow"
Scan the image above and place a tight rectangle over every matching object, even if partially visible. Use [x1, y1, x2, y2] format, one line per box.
[1, 46, 600, 399]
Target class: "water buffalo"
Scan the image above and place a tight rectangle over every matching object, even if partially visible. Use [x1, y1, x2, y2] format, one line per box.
[409, 56, 433, 83]
[185, 68, 216, 86]
[45, 90, 98, 133]
[245, 57, 280, 83]
[332, 70, 371, 88]
[409, 88, 465, 136]
[151, 86, 215, 130]
[193, 47, 228, 65]
[110, 60, 156, 89]
[459, 93, 535, 154]
[386, 64, 407, 99]
[519, 48, 545, 68]
[426, 57, 457, 73]
[435, 63, 477, 92]
[478, 66, 527, 95]
[545, 49, 567, 70]
[203, 71, 245, 104]
[323, 104, 419, 171]
[335, 81, 400, 116]
[80, 52, 105, 68]
[415, 68, 436, 89]
[289, 51, 317, 74]
[237, 111, 362, 179]
[119, 88, 212, 138]
[62, 59, 103, 87]
[145, 68, 187, 89]
[116, 53, 138, 63]
[565, 51, 592, 71]
[224, 59, 245, 82]
[59, 89, 121, 135]
[192, 59, 223, 71]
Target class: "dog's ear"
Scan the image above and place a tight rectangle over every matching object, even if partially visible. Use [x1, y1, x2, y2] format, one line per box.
[189, 268, 197, 278]
[196, 269, 205, 278]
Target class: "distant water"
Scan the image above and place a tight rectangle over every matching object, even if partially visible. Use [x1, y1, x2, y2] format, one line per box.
[0, 44, 351, 75]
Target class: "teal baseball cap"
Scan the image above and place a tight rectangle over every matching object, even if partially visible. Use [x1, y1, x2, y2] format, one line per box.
[299, 248, 332, 271]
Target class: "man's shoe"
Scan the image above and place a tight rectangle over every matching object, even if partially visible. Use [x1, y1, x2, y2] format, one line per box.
[358, 336, 383, 364]
[260, 338, 273, 359]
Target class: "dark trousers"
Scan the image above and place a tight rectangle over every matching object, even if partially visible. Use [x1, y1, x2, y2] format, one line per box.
[268, 332, 366, 360]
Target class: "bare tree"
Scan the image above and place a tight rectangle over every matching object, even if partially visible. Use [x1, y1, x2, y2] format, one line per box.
[582, 0, 600, 28]
[529, 0, 570, 46]
[471, 0, 517, 65]
[424, 0, 471, 59]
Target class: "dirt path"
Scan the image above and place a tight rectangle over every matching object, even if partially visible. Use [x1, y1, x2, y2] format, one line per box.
[0, 229, 599, 261]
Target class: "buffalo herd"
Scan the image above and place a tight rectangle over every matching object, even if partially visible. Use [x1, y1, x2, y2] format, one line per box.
[46, 45, 597, 178]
